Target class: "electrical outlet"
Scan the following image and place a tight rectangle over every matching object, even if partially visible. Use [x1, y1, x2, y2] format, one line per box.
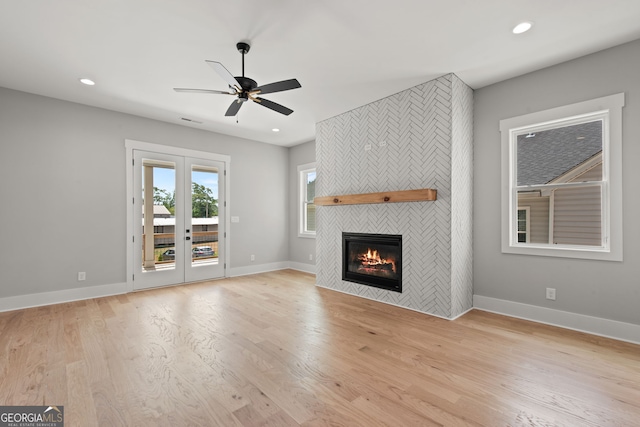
[309, 254, 313, 261]
[546, 288, 556, 300]
[78, 272, 86, 281]
[250, 254, 255, 261]
[231, 216, 240, 223]
[364, 144, 372, 151]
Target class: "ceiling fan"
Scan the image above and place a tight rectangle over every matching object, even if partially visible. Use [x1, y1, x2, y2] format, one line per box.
[174, 42, 301, 117]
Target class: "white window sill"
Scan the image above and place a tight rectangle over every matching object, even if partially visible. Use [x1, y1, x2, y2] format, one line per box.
[503, 243, 621, 262]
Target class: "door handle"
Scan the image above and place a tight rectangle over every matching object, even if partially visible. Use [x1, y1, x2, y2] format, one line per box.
[186, 237, 191, 241]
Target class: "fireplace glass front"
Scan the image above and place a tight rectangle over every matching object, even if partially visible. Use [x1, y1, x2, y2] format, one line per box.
[342, 232, 402, 292]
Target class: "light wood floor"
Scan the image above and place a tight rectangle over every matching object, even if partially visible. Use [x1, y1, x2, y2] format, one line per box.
[1, 270, 639, 426]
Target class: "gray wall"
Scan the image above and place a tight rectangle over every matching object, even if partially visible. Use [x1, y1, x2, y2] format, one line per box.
[288, 140, 316, 270]
[474, 39, 640, 325]
[0, 87, 289, 298]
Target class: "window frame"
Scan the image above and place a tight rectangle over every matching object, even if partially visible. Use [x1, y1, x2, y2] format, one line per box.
[298, 162, 316, 238]
[500, 93, 624, 261]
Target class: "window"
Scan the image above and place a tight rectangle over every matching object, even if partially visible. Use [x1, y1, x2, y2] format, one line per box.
[517, 207, 530, 243]
[500, 93, 624, 261]
[298, 162, 316, 238]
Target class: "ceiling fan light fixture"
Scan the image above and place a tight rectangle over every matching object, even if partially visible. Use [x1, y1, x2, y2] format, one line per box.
[175, 41, 301, 118]
[79, 78, 95, 86]
[513, 22, 533, 34]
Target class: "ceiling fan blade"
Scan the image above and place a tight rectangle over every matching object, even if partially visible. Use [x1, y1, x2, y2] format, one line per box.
[253, 97, 294, 116]
[253, 79, 301, 95]
[206, 60, 241, 90]
[174, 88, 235, 95]
[225, 99, 244, 117]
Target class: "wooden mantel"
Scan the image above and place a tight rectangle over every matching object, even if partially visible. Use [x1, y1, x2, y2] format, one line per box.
[314, 188, 437, 206]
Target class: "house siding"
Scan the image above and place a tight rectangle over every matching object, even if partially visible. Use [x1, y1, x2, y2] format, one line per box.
[517, 195, 550, 243]
[517, 162, 603, 247]
[553, 191, 601, 246]
[552, 163, 603, 246]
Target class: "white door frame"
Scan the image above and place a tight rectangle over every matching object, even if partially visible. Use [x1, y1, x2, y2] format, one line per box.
[125, 139, 231, 292]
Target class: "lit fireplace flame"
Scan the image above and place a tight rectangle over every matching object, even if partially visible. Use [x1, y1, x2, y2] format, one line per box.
[357, 248, 396, 272]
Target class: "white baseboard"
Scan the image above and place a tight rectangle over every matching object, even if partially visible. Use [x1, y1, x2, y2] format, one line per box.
[228, 261, 316, 277]
[287, 261, 316, 275]
[0, 282, 128, 313]
[227, 261, 291, 278]
[473, 295, 640, 345]
[0, 262, 315, 313]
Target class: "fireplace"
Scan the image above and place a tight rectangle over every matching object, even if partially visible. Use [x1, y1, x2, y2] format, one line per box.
[342, 232, 402, 292]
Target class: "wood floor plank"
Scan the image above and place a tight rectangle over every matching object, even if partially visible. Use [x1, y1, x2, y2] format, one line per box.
[219, 339, 324, 424]
[65, 361, 99, 427]
[0, 310, 25, 404]
[0, 269, 639, 426]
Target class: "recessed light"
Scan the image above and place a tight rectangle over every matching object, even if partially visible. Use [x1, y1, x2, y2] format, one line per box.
[79, 78, 95, 86]
[513, 22, 532, 34]
[272, 128, 280, 132]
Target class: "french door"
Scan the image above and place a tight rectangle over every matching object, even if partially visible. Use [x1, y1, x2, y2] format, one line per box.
[132, 150, 226, 290]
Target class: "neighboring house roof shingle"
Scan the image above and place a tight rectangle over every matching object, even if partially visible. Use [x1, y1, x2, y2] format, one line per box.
[517, 120, 602, 185]
[153, 205, 171, 216]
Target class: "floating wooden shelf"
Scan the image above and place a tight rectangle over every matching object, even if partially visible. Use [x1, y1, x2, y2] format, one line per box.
[314, 188, 437, 206]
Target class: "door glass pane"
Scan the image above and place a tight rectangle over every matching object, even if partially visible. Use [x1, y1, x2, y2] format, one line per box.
[141, 161, 176, 272]
[191, 166, 219, 267]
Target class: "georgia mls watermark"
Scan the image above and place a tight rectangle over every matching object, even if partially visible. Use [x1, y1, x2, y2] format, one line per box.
[0, 406, 64, 427]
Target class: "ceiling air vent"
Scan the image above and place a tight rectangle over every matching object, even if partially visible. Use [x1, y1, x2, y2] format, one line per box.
[180, 117, 202, 124]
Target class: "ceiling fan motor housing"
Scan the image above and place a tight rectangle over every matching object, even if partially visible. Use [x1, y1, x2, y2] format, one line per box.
[234, 76, 258, 92]
[174, 40, 300, 117]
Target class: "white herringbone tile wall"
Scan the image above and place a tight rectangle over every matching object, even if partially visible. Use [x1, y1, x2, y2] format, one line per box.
[316, 73, 473, 319]
[450, 74, 474, 317]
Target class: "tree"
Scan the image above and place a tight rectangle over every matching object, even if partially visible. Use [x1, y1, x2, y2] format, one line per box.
[306, 178, 315, 202]
[192, 183, 218, 218]
[153, 187, 175, 215]
[152, 184, 217, 217]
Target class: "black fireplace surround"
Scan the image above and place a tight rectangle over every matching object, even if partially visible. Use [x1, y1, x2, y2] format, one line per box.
[342, 232, 402, 292]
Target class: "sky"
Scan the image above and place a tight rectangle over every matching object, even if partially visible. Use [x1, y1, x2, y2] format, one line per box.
[152, 166, 219, 197]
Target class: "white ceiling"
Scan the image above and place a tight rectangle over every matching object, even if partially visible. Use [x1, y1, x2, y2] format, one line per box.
[1, 1, 639, 147]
